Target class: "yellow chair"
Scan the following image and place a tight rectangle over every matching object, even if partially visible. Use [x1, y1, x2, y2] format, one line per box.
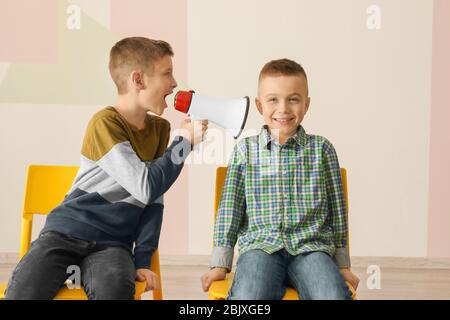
[208, 167, 356, 300]
[0, 165, 163, 300]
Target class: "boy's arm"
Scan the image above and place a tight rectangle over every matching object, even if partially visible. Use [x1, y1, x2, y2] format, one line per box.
[210, 143, 247, 272]
[323, 140, 351, 269]
[133, 198, 164, 269]
[133, 122, 171, 270]
[88, 116, 191, 206]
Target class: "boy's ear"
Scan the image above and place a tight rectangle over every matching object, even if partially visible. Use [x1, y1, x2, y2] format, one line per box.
[305, 97, 311, 113]
[255, 97, 263, 115]
[131, 71, 145, 90]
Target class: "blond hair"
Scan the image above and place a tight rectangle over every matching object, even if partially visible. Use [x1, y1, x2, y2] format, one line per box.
[259, 58, 308, 94]
[109, 37, 173, 94]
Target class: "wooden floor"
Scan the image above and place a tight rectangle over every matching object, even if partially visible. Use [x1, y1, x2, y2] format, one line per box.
[1, 264, 450, 300]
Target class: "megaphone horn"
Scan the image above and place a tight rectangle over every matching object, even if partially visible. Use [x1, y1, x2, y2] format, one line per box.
[174, 90, 249, 139]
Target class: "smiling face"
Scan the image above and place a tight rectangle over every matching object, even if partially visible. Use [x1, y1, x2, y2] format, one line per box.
[256, 74, 310, 143]
[137, 55, 178, 116]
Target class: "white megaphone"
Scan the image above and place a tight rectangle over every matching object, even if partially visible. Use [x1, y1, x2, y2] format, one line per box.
[174, 90, 249, 139]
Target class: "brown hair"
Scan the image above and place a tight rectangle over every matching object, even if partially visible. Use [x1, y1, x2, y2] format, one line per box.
[109, 37, 173, 94]
[259, 58, 308, 93]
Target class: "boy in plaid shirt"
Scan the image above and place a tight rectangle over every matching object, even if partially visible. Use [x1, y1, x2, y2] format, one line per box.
[201, 59, 359, 299]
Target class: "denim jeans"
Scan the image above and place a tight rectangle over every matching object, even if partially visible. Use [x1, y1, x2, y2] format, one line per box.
[4, 231, 136, 300]
[228, 249, 352, 300]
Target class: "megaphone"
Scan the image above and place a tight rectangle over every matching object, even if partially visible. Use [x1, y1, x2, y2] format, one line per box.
[174, 90, 250, 139]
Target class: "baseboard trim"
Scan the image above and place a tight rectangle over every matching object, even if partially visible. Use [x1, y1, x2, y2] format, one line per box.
[1, 253, 450, 270]
[349, 256, 450, 270]
[161, 255, 450, 270]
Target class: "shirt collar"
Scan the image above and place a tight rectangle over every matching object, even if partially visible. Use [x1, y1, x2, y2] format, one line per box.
[258, 125, 308, 148]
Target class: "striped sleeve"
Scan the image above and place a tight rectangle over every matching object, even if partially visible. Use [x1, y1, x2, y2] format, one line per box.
[82, 115, 191, 206]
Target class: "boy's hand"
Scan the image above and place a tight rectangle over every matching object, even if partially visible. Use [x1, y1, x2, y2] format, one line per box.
[136, 268, 160, 292]
[339, 268, 360, 291]
[179, 117, 208, 146]
[200, 267, 227, 292]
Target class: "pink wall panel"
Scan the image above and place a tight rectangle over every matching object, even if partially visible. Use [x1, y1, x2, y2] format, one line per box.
[427, 0, 450, 258]
[0, 0, 58, 63]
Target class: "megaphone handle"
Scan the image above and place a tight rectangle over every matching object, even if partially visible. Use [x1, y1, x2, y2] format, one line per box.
[188, 114, 205, 155]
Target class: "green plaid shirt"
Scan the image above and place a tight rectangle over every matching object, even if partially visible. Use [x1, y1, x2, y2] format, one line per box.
[210, 125, 350, 271]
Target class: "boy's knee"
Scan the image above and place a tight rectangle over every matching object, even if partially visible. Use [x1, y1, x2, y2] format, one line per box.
[228, 275, 284, 300]
[88, 285, 135, 300]
[4, 260, 59, 300]
[4, 280, 56, 300]
[85, 268, 136, 300]
[86, 280, 135, 300]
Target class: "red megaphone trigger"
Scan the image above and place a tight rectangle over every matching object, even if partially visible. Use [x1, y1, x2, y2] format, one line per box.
[174, 90, 195, 114]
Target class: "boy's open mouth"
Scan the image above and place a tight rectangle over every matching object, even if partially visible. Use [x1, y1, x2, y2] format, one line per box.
[164, 91, 173, 99]
[163, 91, 173, 108]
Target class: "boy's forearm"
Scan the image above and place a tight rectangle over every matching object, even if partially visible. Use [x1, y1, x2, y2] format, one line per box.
[142, 136, 192, 203]
[133, 201, 164, 270]
[210, 247, 234, 272]
[334, 247, 351, 269]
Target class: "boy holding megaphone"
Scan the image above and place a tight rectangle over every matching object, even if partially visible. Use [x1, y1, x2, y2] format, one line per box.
[201, 59, 360, 299]
[4, 37, 207, 300]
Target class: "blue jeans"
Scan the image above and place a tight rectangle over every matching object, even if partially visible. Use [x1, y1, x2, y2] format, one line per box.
[4, 231, 136, 300]
[228, 249, 352, 300]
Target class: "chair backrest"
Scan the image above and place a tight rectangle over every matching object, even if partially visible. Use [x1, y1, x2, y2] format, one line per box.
[20, 165, 79, 257]
[18, 165, 163, 299]
[22, 165, 80, 216]
[213, 167, 350, 253]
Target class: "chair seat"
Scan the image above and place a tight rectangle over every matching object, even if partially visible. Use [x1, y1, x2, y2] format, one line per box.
[208, 272, 356, 300]
[0, 280, 147, 300]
